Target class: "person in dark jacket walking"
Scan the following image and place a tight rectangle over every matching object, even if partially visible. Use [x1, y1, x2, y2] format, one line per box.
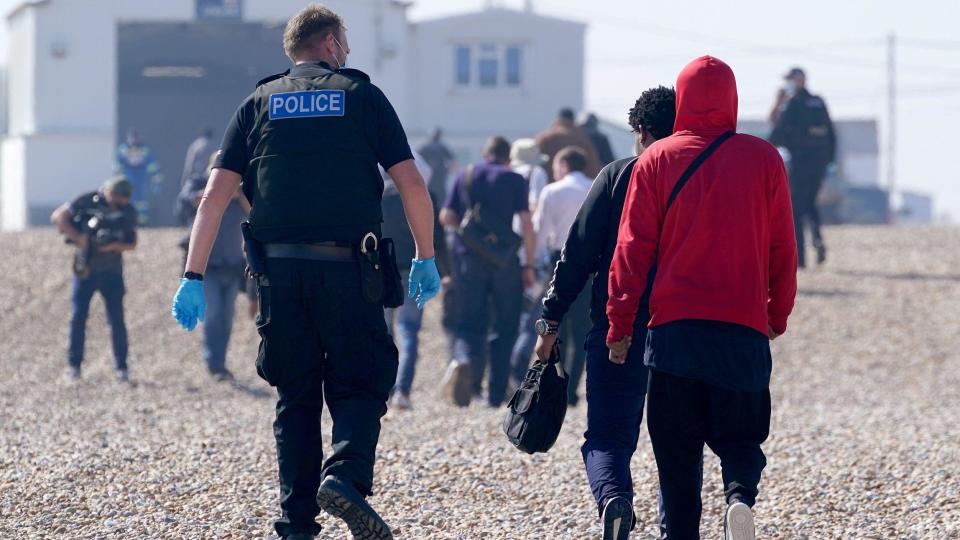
[536, 108, 602, 182]
[579, 112, 616, 168]
[607, 57, 797, 540]
[418, 128, 456, 203]
[440, 136, 537, 408]
[534, 87, 678, 540]
[177, 153, 250, 381]
[380, 159, 450, 410]
[769, 67, 836, 268]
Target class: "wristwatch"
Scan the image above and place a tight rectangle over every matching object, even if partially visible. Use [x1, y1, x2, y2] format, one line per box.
[183, 271, 204, 281]
[534, 318, 559, 336]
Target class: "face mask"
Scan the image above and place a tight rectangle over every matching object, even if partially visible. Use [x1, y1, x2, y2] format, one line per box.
[333, 37, 349, 69]
[784, 79, 797, 94]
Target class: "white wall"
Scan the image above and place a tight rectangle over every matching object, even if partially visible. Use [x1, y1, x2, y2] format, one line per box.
[411, 9, 585, 144]
[0, 135, 24, 227]
[5, 5, 33, 135]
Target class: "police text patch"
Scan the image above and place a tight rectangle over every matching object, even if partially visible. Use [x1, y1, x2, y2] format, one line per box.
[269, 90, 345, 120]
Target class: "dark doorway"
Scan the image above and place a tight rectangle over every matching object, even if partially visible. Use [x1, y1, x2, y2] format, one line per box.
[117, 22, 287, 226]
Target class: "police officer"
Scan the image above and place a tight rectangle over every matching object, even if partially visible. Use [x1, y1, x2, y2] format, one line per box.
[170, 5, 440, 540]
[769, 67, 836, 268]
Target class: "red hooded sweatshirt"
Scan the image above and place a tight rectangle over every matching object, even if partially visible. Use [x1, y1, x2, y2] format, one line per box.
[606, 56, 797, 343]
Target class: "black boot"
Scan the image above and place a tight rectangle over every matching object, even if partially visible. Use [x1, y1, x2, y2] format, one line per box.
[316, 476, 393, 540]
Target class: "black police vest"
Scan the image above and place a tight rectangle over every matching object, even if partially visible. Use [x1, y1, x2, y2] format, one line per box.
[246, 66, 384, 244]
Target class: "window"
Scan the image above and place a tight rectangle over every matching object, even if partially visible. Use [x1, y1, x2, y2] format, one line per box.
[453, 44, 523, 89]
[506, 46, 522, 86]
[478, 44, 498, 87]
[455, 46, 471, 85]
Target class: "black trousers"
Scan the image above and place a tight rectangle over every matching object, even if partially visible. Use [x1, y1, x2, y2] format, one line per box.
[646, 370, 770, 540]
[256, 258, 399, 537]
[789, 154, 830, 267]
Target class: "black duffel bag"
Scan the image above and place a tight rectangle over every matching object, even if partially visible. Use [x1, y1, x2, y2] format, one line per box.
[502, 343, 569, 454]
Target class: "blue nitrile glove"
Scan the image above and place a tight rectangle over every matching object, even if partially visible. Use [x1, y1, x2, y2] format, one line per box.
[408, 257, 441, 310]
[171, 278, 206, 331]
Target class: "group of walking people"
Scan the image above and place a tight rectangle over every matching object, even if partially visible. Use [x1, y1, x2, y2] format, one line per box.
[162, 4, 814, 539]
[377, 56, 800, 540]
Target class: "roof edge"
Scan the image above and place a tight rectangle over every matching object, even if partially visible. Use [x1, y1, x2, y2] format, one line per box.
[7, 0, 50, 21]
[415, 7, 585, 29]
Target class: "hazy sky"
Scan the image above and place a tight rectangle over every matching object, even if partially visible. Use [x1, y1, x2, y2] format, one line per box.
[0, 0, 955, 217]
[411, 0, 960, 219]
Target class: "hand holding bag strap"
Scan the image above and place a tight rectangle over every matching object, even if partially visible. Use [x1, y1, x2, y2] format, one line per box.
[664, 131, 735, 214]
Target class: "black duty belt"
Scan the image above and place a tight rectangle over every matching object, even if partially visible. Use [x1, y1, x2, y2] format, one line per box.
[265, 243, 355, 262]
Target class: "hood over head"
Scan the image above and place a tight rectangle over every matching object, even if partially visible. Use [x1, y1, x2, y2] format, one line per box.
[673, 56, 738, 134]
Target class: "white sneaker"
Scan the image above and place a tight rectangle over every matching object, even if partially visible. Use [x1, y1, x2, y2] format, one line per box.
[725, 502, 755, 540]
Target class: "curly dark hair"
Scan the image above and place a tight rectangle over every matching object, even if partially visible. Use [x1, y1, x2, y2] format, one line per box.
[628, 86, 677, 140]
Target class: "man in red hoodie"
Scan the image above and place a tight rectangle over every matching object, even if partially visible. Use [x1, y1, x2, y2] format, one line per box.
[606, 57, 797, 540]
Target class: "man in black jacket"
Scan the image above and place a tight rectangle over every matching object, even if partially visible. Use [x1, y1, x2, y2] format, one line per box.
[769, 67, 836, 268]
[533, 87, 678, 539]
[381, 168, 450, 410]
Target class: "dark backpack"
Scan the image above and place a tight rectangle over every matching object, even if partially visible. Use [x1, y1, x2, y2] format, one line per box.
[457, 165, 522, 268]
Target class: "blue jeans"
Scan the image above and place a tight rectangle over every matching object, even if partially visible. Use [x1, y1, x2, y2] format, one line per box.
[509, 296, 540, 386]
[385, 273, 423, 395]
[68, 272, 128, 370]
[452, 252, 522, 407]
[202, 267, 241, 373]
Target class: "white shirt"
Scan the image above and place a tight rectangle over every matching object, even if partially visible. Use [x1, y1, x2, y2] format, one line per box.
[533, 171, 593, 256]
[512, 163, 549, 211]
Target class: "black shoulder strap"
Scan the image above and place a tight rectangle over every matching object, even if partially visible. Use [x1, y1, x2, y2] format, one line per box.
[665, 131, 735, 213]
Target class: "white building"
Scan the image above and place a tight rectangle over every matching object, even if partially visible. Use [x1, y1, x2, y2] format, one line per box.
[898, 191, 934, 225]
[0, 0, 586, 229]
[739, 118, 881, 187]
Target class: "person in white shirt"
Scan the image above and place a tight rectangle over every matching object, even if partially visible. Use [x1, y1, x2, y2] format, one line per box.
[510, 138, 550, 213]
[533, 146, 594, 406]
[507, 139, 551, 390]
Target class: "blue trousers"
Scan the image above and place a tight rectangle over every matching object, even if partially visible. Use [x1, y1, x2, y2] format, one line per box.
[509, 296, 540, 386]
[385, 273, 423, 395]
[68, 272, 128, 370]
[202, 267, 241, 373]
[581, 324, 649, 516]
[452, 252, 522, 407]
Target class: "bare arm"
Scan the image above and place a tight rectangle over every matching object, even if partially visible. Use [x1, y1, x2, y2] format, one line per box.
[184, 168, 243, 274]
[388, 159, 435, 260]
[439, 208, 460, 228]
[51, 205, 86, 246]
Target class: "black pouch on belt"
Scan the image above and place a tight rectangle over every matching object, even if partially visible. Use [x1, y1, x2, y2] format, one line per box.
[241, 221, 267, 279]
[379, 238, 404, 309]
[357, 233, 385, 304]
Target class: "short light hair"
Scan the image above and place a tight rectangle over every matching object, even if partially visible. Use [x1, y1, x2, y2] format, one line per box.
[283, 4, 345, 61]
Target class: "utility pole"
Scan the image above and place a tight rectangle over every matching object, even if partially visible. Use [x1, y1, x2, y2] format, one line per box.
[886, 33, 896, 222]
